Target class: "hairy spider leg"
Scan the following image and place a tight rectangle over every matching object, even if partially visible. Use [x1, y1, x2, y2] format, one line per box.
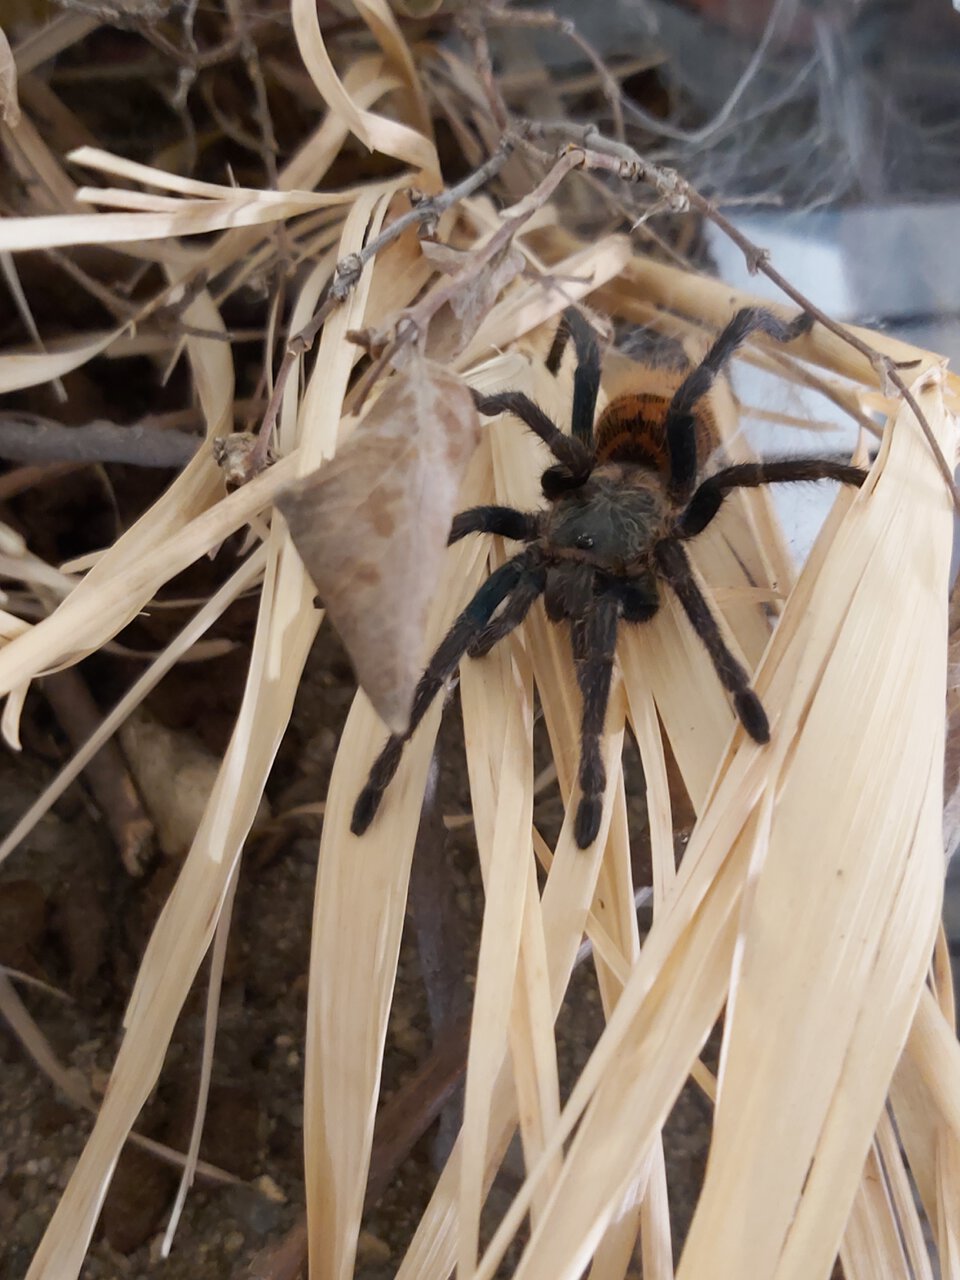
[663, 306, 814, 503]
[351, 548, 542, 837]
[472, 389, 593, 488]
[448, 505, 540, 545]
[545, 307, 601, 446]
[676, 458, 867, 538]
[571, 594, 620, 848]
[468, 564, 548, 658]
[653, 539, 769, 743]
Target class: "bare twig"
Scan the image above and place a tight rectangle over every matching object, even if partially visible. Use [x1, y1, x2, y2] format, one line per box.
[365, 1013, 473, 1209]
[251, 142, 514, 470]
[455, 11, 510, 133]
[482, 5, 626, 142]
[0, 413, 200, 469]
[134, 23, 247, 72]
[225, 0, 281, 191]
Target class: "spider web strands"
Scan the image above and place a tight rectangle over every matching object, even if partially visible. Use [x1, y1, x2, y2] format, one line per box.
[604, 255, 960, 413]
[591, 282, 885, 439]
[459, 370, 957, 1280]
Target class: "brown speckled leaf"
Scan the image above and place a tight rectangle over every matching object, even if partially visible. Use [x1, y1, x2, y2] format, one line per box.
[277, 357, 480, 733]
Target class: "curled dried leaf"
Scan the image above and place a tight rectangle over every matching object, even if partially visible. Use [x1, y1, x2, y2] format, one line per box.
[277, 356, 480, 733]
[211, 433, 271, 490]
[418, 239, 472, 275]
[427, 239, 525, 360]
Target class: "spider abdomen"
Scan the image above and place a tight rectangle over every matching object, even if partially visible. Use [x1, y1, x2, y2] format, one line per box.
[594, 392, 673, 470]
[595, 385, 715, 473]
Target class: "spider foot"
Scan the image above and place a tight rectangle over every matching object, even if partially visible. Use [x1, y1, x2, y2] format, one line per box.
[466, 629, 497, 659]
[350, 785, 381, 836]
[574, 795, 603, 848]
[735, 690, 770, 744]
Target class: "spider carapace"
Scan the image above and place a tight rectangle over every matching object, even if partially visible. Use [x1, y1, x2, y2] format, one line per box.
[352, 305, 866, 848]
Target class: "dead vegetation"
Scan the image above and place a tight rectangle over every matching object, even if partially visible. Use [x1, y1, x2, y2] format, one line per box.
[1, 3, 960, 1279]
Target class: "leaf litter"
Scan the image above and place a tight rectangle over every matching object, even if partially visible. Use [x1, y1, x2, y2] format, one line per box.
[0, 5, 958, 1280]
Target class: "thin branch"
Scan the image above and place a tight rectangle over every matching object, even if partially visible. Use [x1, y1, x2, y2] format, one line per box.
[225, 0, 281, 191]
[0, 413, 200, 469]
[482, 4, 626, 142]
[455, 11, 510, 133]
[251, 141, 514, 469]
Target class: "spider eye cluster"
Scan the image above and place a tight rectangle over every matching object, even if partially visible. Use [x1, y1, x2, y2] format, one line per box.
[546, 481, 662, 572]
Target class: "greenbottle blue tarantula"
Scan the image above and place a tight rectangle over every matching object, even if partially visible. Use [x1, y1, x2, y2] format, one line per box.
[352, 305, 866, 847]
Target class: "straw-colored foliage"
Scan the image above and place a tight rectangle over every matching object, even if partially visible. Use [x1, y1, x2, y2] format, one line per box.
[2, 4, 959, 1278]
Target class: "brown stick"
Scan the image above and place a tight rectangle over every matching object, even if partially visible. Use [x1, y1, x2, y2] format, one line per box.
[0, 413, 200, 469]
[42, 669, 155, 876]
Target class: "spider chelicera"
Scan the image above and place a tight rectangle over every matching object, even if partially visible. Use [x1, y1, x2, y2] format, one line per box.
[351, 305, 866, 847]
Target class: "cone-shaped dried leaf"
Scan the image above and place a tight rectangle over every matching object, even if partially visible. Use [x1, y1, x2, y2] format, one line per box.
[278, 356, 480, 732]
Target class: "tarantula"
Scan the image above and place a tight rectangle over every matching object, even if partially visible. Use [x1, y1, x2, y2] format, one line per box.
[352, 305, 866, 848]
